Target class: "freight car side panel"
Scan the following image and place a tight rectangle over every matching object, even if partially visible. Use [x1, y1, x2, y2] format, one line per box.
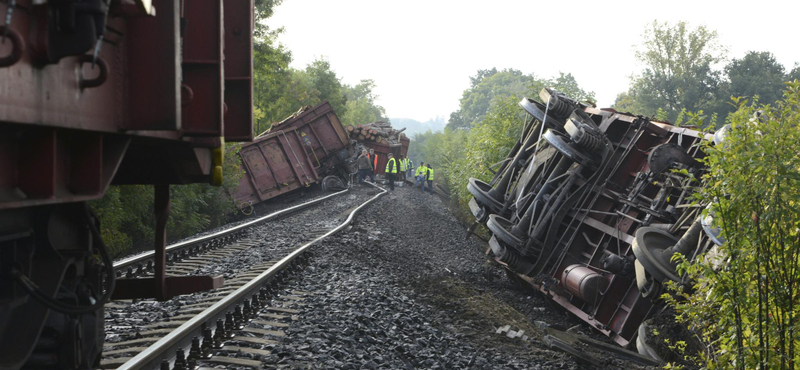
[295, 113, 349, 168]
[237, 129, 323, 205]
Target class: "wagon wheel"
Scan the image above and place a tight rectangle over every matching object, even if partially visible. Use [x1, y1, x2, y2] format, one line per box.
[321, 175, 346, 191]
[239, 201, 254, 215]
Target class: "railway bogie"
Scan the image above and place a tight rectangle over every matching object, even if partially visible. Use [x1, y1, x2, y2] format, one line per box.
[468, 88, 715, 350]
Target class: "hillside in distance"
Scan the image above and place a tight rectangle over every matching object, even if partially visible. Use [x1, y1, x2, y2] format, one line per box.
[390, 117, 446, 137]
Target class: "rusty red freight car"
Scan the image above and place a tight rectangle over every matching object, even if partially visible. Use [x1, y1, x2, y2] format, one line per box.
[468, 88, 714, 353]
[235, 101, 356, 209]
[0, 0, 254, 369]
[363, 136, 409, 175]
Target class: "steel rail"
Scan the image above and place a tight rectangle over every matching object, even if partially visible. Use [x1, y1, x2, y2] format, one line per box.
[113, 189, 350, 271]
[115, 182, 387, 370]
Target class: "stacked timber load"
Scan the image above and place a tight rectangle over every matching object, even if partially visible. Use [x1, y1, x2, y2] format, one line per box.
[346, 121, 407, 147]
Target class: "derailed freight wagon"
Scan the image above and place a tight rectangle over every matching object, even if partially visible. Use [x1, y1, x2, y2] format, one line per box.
[234, 101, 358, 209]
[468, 88, 717, 352]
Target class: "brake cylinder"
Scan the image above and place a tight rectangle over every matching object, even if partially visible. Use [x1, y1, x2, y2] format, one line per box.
[561, 264, 608, 305]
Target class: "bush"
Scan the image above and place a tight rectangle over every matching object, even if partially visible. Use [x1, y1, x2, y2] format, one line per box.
[666, 81, 800, 369]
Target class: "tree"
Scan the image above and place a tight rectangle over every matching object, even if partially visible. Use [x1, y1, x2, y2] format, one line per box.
[550, 72, 596, 105]
[447, 69, 597, 131]
[304, 58, 347, 117]
[617, 21, 726, 122]
[788, 63, 800, 82]
[446, 68, 538, 130]
[341, 79, 389, 125]
[710, 51, 788, 118]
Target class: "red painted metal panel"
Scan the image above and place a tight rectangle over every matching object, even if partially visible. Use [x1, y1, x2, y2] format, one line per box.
[181, 0, 224, 136]
[237, 128, 320, 204]
[18, 129, 56, 198]
[125, 0, 181, 130]
[223, 0, 255, 142]
[67, 133, 103, 194]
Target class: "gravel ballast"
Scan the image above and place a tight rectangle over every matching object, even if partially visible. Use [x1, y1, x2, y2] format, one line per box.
[104, 189, 372, 347]
[260, 184, 659, 369]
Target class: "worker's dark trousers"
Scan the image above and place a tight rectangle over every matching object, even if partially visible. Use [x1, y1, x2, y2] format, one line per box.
[387, 173, 395, 191]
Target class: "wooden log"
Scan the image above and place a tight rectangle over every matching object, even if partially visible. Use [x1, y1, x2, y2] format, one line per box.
[346, 125, 354, 132]
[358, 134, 365, 140]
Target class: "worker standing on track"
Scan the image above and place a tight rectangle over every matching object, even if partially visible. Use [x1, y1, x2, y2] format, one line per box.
[357, 149, 374, 184]
[398, 155, 407, 180]
[414, 162, 428, 190]
[406, 157, 414, 178]
[426, 165, 435, 194]
[368, 149, 378, 179]
[385, 153, 399, 191]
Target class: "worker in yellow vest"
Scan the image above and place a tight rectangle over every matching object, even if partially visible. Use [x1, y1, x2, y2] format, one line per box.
[385, 153, 399, 191]
[406, 158, 414, 178]
[425, 165, 435, 194]
[399, 155, 407, 179]
[414, 162, 428, 190]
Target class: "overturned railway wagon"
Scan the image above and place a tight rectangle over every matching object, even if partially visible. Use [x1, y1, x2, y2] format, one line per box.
[234, 101, 355, 208]
[469, 88, 714, 350]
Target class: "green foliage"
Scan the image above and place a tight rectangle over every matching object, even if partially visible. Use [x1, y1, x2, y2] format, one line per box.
[341, 79, 390, 126]
[91, 144, 243, 258]
[616, 20, 726, 122]
[253, 50, 389, 134]
[665, 82, 800, 369]
[725, 51, 787, 106]
[616, 21, 799, 128]
[446, 69, 595, 131]
[789, 64, 800, 82]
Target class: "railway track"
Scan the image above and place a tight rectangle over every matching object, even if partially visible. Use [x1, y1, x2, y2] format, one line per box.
[101, 183, 386, 370]
[112, 188, 352, 278]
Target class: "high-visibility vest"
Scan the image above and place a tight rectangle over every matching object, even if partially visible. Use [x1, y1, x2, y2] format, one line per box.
[415, 165, 427, 177]
[407, 159, 413, 169]
[385, 158, 399, 174]
[400, 159, 407, 171]
[426, 168, 434, 181]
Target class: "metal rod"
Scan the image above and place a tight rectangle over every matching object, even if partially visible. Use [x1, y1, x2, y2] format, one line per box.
[154, 184, 170, 300]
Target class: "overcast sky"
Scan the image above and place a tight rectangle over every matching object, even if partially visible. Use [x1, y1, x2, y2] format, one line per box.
[268, 0, 800, 123]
